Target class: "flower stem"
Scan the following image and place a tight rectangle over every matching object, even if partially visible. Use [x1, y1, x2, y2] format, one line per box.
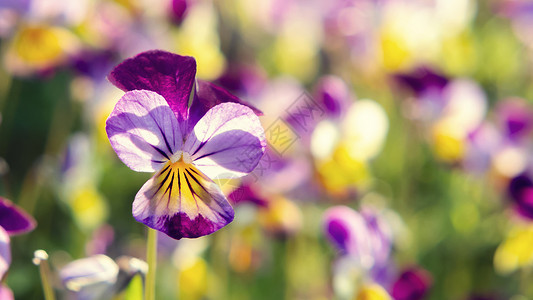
[145, 227, 158, 300]
[33, 250, 56, 300]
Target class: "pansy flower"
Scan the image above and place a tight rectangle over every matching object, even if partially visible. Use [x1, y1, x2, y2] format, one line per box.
[105, 50, 266, 239]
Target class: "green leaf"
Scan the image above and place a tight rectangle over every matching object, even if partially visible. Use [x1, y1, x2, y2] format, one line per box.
[124, 274, 144, 300]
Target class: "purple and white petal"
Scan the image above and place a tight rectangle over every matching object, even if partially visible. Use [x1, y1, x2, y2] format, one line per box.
[360, 206, 393, 268]
[188, 80, 263, 130]
[132, 162, 234, 239]
[60, 255, 118, 300]
[0, 227, 10, 279]
[323, 206, 374, 268]
[106, 90, 182, 172]
[108, 50, 196, 121]
[0, 197, 36, 235]
[184, 102, 266, 179]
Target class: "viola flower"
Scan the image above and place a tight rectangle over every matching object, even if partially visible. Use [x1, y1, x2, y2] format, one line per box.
[106, 50, 266, 239]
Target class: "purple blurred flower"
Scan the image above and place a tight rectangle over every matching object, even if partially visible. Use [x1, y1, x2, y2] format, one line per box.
[228, 182, 268, 207]
[0, 0, 31, 14]
[323, 205, 392, 272]
[498, 0, 533, 19]
[85, 225, 115, 256]
[393, 67, 449, 98]
[169, 0, 189, 25]
[71, 50, 118, 82]
[313, 75, 353, 119]
[392, 67, 449, 120]
[391, 267, 432, 300]
[215, 63, 267, 99]
[508, 173, 533, 220]
[106, 50, 266, 239]
[495, 98, 533, 143]
[463, 123, 500, 174]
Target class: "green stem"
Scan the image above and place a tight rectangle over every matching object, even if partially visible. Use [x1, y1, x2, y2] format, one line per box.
[145, 227, 158, 300]
[33, 250, 55, 300]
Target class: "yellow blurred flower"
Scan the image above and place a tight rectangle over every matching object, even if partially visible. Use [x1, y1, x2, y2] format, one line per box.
[379, 27, 411, 71]
[494, 223, 533, 275]
[228, 226, 262, 273]
[316, 144, 370, 197]
[271, 14, 321, 83]
[69, 186, 109, 231]
[5, 24, 79, 76]
[355, 283, 391, 300]
[174, 2, 225, 80]
[173, 239, 210, 300]
[431, 120, 465, 163]
[177, 258, 208, 300]
[258, 196, 302, 235]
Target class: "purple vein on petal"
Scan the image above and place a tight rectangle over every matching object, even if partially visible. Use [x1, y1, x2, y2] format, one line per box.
[184, 102, 266, 179]
[132, 162, 234, 240]
[106, 90, 183, 172]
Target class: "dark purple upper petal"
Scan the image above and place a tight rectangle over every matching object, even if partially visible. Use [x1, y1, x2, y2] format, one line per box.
[108, 50, 196, 121]
[392, 66, 449, 98]
[0, 197, 36, 236]
[391, 267, 432, 300]
[188, 80, 263, 131]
